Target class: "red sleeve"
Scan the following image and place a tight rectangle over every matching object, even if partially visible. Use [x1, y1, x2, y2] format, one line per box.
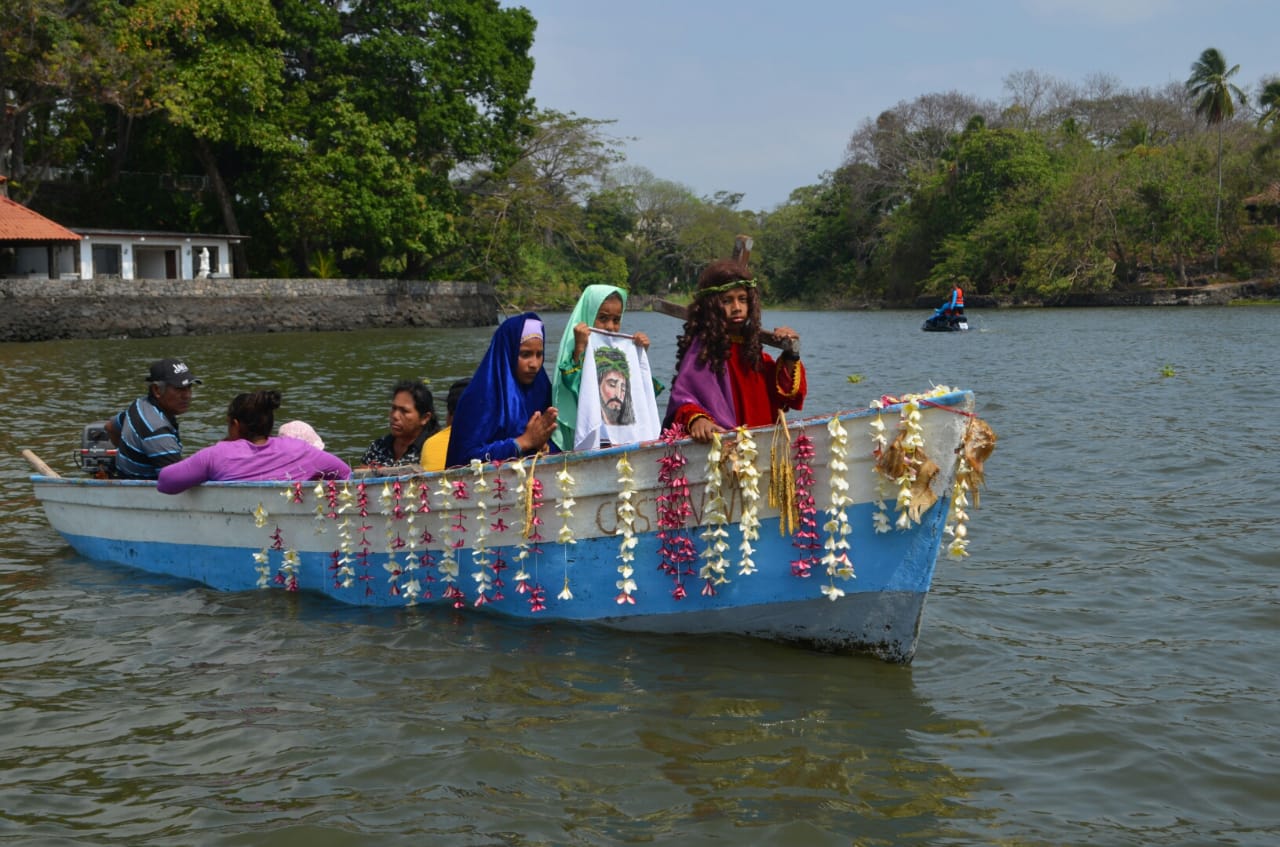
[672, 402, 713, 432]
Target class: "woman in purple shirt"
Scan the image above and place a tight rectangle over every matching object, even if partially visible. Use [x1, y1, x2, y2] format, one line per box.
[157, 390, 351, 494]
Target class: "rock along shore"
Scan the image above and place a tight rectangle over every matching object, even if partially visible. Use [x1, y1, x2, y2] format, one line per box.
[0, 278, 500, 343]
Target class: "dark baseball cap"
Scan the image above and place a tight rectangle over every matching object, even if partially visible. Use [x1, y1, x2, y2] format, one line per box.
[146, 358, 202, 387]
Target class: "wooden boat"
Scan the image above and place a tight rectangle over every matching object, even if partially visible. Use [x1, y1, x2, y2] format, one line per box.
[24, 388, 993, 663]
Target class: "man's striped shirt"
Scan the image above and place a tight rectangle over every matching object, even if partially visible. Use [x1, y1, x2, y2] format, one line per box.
[113, 396, 183, 479]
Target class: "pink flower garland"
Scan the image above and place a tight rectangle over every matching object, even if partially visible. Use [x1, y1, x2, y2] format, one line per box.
[487, 473, 510, 603]
[443, 478, 470, 608]
[525, 476, 547, 612]
[355, 481, 374, 596]
[416, 479, 436, 598]
[790, 433, 820, 578]
[656, 427, 697, 600]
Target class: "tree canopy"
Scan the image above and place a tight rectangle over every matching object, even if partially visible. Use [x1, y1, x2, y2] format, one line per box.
[3, 25, 1279, 305]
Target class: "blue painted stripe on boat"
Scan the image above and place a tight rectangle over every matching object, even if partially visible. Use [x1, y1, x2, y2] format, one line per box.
[57, 499, 949, 620]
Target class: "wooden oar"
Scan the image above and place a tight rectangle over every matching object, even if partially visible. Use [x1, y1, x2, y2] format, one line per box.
[21, 449, 61, 478]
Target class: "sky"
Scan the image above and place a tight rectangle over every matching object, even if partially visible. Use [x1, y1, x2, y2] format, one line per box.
[509, 0, 1280, 210]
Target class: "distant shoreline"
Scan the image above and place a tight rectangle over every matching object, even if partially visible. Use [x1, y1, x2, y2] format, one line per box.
[631, 279, 1279, 314]
[4, 277, 1275, 344]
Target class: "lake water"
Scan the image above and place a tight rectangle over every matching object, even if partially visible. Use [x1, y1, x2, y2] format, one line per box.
[2, 306, 1278, 846]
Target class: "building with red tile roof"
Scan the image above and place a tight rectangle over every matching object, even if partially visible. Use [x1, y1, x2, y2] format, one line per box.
[1, 187, 243, 280]
[0, 194, 81, 242]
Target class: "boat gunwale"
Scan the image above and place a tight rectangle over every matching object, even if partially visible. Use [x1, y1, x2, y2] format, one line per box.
[27, 390, 975, 489]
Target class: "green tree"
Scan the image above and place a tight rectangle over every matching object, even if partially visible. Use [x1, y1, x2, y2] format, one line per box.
[262, 0, 536, 277]
[757, 165, 881, 304]
[1186, 47, 1246, 270]
[453, 111, 624, 278]
[600, 166, 702, 293]
[111, 0, 287, 273]
[0, 1, 120, 198]
[1258, 79, 1280, 130]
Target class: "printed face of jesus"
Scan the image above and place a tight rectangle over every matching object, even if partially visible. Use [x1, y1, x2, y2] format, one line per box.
[599, 369, 628, 424]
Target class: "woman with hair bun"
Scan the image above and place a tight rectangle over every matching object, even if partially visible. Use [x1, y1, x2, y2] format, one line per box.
[157, 389, 351, 494]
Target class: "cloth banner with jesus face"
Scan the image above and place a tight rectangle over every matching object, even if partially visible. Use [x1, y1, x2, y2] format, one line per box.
[573, 330, 661, 450]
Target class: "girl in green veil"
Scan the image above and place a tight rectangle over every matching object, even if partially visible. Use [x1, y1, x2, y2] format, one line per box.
[550, 284, 650, 451]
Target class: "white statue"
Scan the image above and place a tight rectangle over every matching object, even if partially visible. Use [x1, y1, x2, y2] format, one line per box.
[197, 247, 210, 279]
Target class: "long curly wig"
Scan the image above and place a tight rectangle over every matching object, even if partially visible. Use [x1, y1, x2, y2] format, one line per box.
[673, 259, 764, 376]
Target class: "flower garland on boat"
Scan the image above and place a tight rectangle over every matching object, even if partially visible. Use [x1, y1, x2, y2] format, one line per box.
[789, 432, 820, 578]
[697, 431, 731, 594]
[871, 386, 996, 557]
[872, 387, 950, 530]
[252, 501, 272, 588]
[509, 455, 549, 612]
[251, 500, 302, 591]
[615, 454, 639, 604]
[468, 460, 495, 605]
[868, 405, 893, 534]
[655, 426, 697, 600]
[415, 478, 437, 597]
[346, 480, 375, 594]
[820, 417, 855, 600]
[730, 426, 761, 576]
[487, 471, 511, 602]
[399, 478, 423, 602]
[435, 474, 467, 606]
[555, 465, 576, 601]
[244, 387, 994, 607]
[946, 415, 997, 557]
[380, 481, 409, 598]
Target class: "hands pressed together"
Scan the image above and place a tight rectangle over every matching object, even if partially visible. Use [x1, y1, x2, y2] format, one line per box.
[516, 407, 559, 454]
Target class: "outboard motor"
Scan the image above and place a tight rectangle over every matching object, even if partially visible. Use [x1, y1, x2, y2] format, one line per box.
[76, 421, 117, 476]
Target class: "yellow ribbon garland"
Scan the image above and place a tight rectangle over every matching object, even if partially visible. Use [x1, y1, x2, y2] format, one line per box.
[769, 410, 798, 536]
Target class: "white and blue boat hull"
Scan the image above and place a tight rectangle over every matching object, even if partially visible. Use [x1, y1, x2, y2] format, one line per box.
[31, 391, 978, 662]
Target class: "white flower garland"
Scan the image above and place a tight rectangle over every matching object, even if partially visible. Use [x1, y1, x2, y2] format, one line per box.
[945, 456, 973, 557]
[253, 548, 271, 587]
[279, 549, 300, 588]
[470, 459, 494, 603]
[731, 426, 761, 576]
[379, 482, 402, 594]
[615, 454, 639, 603]
[555, 465, 576, 600]
[312, 480, 327, 530]
[821, 417, 855, 600]
[333, 482, 356, 588]
[868, 403, 893, 534]
[400, 479, 422, 603]
[435, 474, 460, 587]
[893, 398, 926, 530]
[698, 432, 731, 586]
[253, 501, 272, 587]
[882, 385, 959, 531]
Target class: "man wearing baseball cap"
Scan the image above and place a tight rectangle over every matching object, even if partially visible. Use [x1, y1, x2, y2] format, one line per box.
[104, 358, 203, 479]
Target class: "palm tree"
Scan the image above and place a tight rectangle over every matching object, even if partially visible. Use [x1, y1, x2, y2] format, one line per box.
[1185, 47, 1246, 271]
[1258, 79, 1280, 130]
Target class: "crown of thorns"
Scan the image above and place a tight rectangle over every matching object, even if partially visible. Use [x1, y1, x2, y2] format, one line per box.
[594, 345, 630, 377]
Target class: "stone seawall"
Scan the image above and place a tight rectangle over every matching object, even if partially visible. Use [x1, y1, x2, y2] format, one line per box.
[0, 278, 499, 342]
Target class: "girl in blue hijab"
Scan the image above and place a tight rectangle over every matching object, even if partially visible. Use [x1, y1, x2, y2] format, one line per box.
[445, 312, 560, 467]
